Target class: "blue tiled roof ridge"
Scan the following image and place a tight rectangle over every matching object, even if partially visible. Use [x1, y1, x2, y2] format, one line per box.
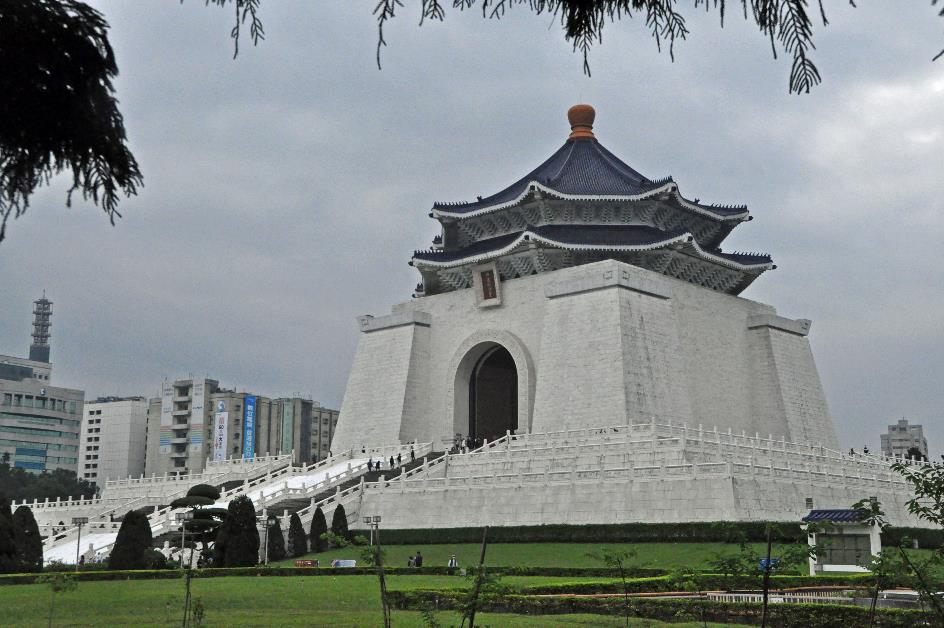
[429, 138, 749, 220]
[802, 509, 868, 523]
[412, 224, 772, 267]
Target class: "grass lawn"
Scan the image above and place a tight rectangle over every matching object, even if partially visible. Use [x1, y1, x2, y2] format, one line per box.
[272, 541, 806, 572]
[0, 575, 734, 627]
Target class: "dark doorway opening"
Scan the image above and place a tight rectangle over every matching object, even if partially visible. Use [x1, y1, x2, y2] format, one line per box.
[468, 346, 518, 442]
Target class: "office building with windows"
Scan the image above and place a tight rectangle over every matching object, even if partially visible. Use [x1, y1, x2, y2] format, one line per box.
[310, 403, 339, 461]
[79, 397, 148, 485]
[144, 377, 339, 476]
[880, 419, 929, 460]
[0, 297, 84, 473]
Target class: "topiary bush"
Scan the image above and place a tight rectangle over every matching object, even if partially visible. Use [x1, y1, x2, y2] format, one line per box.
[287, 513, 306, 558]
[266, 518, 286, 562]
[0, 495, 18, 574]
[216, 495, 259, 567]
[12, 506, 42, 572]
[309, 507, 328, 553]
[330, 505, 349, 541]
[108, 510, 153, 570]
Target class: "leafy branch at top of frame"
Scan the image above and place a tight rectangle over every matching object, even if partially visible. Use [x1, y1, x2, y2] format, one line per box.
[373, 1, 944, 94]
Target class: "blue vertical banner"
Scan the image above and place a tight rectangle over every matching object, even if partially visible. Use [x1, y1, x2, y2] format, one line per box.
[242, 395, 257, 459]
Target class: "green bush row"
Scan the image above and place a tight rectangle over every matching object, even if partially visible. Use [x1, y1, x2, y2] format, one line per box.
[0, 564, 879, 588]
[515, 572, 874, 595]
[376, 522, 944, 547]
[376, 521, 807, 544]
[387, 590, 929, 627]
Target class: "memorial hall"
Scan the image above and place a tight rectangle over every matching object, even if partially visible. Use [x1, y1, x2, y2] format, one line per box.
[327, 105, 924, 529]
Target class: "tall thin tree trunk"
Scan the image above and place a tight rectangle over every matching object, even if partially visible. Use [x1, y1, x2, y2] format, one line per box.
[376, 526, 390, 628]
[467, 526, 489, 628]
[760, 524, 773, 628]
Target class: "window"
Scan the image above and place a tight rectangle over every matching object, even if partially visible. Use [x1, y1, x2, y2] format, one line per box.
[2, 394, 10, 406]
[480, 270, 497, 299]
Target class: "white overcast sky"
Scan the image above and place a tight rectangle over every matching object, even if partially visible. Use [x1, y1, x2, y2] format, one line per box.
[1, 2, 941, 455]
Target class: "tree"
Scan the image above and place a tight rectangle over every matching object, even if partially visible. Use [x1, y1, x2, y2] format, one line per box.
[12, 506, 43, 573]
[309, 507, 328, 553]
[893, 458, 944, 528]
[215, 495, 259, 567]
[287, 512, 307, 558]
[36, 572, 77, 628]
[0, 462, 96, 503]
[906, 446, 927, 462]
[108, 509, 153, 570]
[373, 1, 944, 93]
[266, 517, 286, 562]
[0, 494, 19, 574]
[0, 0, 142, 244]
[330, 504, 349, 541]
[587, 546, 637, 628]
[170, 484, 225, 568]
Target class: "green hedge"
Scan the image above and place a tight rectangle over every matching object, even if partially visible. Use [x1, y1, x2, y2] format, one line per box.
[2, 565, 674, 585]
[883, 527, 944, 550]
[375, 521, 806, 545]
[516, 573, 874, 595]
[0, 565, 878, 587]
[387, 590, 929, 627]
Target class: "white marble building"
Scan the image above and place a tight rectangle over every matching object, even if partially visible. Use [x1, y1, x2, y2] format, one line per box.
[333, 105, 838, 458]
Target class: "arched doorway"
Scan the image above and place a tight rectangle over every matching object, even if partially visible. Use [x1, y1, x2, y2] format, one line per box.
[469, 346, 518, 441]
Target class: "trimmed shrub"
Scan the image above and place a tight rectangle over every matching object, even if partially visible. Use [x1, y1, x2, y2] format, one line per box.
[309, 507, 328, 553]
[330, 505, 349, 540]
[109, 510, 153, 570]
[0, 495, 18, 573]
[143, 548, 168, 569]
[288, 513, 306, 558]
[216, 495, 259, 567]
[267, 518, 286, 562]
[187, 484, 221, 501]
[12, 506, 42, 572]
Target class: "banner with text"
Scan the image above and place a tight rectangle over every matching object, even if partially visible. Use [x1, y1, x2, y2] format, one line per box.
[213, 411, 228, 461]
[242, 395, 256, 459]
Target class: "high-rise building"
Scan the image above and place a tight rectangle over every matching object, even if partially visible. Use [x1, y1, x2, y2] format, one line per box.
[310, 403, 339, 461]
[880, 419, 929, 459]
[79, 397, 148, 485]
[0, 296, 84, 473]
[144, 377, 339, 476]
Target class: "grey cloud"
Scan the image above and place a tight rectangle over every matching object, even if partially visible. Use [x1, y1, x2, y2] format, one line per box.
[1, 0, 941, 455]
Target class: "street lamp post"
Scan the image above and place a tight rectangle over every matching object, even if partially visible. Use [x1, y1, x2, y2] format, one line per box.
[362, 515, 389, 628]
[71, 517, 88, 572]
[362, 516, 374, 546]
[260, 515, 277, 565]
[176, 511, 194, 569]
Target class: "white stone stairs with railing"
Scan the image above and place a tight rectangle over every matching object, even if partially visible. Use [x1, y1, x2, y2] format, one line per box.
[50, 443, 432, 563]
[38, 453, 295, 560]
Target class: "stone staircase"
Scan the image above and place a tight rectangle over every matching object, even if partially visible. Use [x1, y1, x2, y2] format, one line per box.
[262, 453, 444, 517]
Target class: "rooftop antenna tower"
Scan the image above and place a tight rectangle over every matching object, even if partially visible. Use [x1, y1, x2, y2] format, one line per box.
[29, 293, 52, 363]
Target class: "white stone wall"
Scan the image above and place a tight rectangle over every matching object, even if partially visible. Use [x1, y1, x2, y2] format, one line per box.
[354, 470, 924, 529]
[332, 314, 430, 451]
[333, 259, 839, 451]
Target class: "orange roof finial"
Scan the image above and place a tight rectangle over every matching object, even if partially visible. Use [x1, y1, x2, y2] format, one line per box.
[567, 104, 596, 140]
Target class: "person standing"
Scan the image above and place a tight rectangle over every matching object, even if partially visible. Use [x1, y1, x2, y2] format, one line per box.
[410, 447, 415, 462]
[414, 551, 423, 567]
[448, 554, 458, 568]
[397, 452, 402, 466]
[389, 455, 395, 468]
